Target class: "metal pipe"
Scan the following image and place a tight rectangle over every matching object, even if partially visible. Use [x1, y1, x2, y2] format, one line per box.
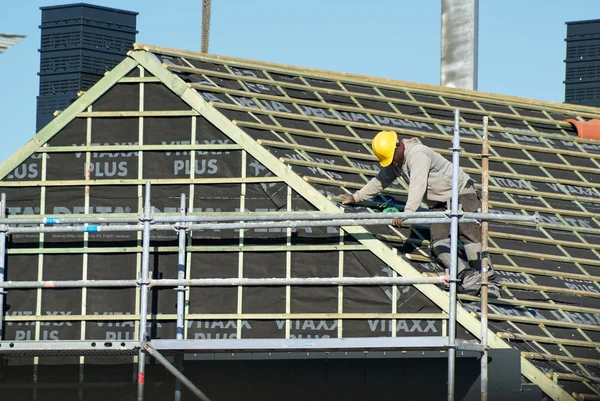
[153, 211, 537, 223]
[184, 218, 482, 232]
[0, 276, 447, 289]
[0, 193, 6, 340]
[4, 218, 484, 235]
[137, 182, 152, 401]
[154, 211, 450, 222]
[144, 342, 212, 401]
[461, 212, 538, 222]
[447, 109, 461, 401]
[0, 216, 140, 225]
[0, 211, 447, 225]
[174, 194, 186, 401]
[8, 225, 145, 234]
[1, 212, 538, 234]
[2, 214, 535, 235]
[0, 211, 452, 225]
[480, 116, 490, 401]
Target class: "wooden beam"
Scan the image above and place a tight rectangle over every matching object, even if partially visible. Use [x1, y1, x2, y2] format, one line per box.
[0, 176, 283, 187]
[6, 244, 368, 255]
[490, 248, 600, 268]
[573, 393, 600, 401]
[486, 313, 600, 332]
[491, 200, 600, 221]
[550, 373, 600, 383]
[498, 332, 600, 348]
[4, 312, 449, 322]
[463, 294, 600, 315]
[38, 144, 242, 153]
[501, 282, 600, 298]
[491, 232, 600, 250]
[118, 76, 161, 83]
[77, 110, 199, 117]
[496, 264, 600, 283]
[522, 352, 600, 366]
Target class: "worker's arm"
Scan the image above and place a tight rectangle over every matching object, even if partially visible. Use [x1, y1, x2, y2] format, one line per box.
[404, 151, 431, 213]
[350, 166, 398, 203]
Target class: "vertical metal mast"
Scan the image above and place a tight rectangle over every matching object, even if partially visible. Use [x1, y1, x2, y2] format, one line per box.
[174, 194, 187, 401]
[447, 109, 462, 401]
[137, 182, 152, 401]
[201, 0, 212, 53]
[480, 116, 490, 401]
[441, 0, 479, 90]
[0, 193, 6, 341]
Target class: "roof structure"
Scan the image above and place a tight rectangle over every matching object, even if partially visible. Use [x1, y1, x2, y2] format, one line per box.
[0, 33, 25, 54]
[1, 44, 600, 400]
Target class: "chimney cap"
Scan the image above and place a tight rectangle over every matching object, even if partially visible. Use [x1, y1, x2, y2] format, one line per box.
[40, 3, 138, 16]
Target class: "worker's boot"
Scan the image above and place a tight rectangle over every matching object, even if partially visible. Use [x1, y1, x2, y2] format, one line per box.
[486, 281, 501, 299]
[432, 238, 470, 275]
[486, 269, 502, 299]
[464, 243, 496, 280]
[463, 242, 501, 298]
[458, 269, 481, 295]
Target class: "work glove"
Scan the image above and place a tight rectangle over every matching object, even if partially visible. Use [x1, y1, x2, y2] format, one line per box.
[340, 194, 355, 205]
[392, 218, 405, 227]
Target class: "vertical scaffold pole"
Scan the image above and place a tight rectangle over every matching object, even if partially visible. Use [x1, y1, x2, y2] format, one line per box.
[480, 117, 490, 401]
[174, 193, 186, 401]
[448, 109, 461, 401]
[137, 182, 152, 401]
[0, 193, 6, 341]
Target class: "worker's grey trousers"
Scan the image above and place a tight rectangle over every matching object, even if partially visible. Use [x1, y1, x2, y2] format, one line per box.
[429, 184, 496, 290]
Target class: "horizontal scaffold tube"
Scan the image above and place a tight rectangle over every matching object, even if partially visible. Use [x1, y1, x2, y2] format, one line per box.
[157, 211, 538, 224]
[0, 276, 447, 289]
[3, 213, 537, 234]
[0, 211, 539, 226]
[2, 216, 140, 225]
[5, 218, 481, 234]
[182, 218, 483, 231]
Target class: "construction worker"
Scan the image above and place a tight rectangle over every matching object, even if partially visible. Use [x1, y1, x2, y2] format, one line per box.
[340, 131, 501, 298]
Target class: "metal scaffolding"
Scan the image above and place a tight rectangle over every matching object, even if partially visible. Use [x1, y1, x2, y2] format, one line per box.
[0, 110, 539, 401]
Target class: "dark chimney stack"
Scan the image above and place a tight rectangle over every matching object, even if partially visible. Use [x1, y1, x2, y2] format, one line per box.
[37, 3, 137, 131]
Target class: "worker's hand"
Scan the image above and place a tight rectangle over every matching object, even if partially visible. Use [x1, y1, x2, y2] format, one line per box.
[392, 218, 405, 227]
[340, 194, 355, 205]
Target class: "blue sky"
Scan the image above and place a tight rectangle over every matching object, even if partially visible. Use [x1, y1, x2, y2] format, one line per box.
[0, 0, 599, 163]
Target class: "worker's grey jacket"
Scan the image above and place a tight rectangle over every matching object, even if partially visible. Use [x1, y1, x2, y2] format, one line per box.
[352, 138, 471, 212]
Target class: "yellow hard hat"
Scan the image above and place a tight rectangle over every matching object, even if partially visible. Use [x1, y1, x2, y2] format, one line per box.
[372, 131, 398, 167]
